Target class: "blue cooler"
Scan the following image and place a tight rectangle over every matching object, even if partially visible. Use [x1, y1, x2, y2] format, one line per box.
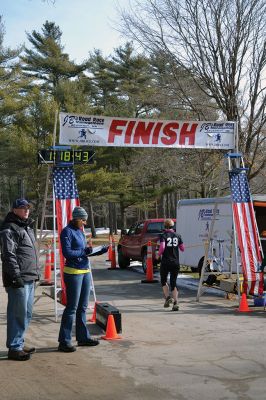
[254, 295, 266, 306]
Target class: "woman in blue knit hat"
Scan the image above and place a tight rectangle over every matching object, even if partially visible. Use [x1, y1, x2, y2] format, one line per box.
[58, 206, 108, 352]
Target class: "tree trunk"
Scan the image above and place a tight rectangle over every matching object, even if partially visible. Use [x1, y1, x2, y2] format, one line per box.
[113, 203, 118, 235]
[108, 202, 113, 235]
[119, 200, 127, 229]
[87, 200, 96, 238]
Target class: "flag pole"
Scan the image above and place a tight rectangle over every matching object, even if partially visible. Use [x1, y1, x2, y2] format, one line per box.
[52, 110, 59, 321]
[232, 120, 241, 303]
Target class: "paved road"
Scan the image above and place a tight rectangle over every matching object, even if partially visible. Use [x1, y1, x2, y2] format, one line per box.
[0, 256, 266, 400]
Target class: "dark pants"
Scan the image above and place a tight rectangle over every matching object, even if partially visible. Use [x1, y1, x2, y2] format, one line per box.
[58, 272, 91, 345]
[160, 263, 179, 291]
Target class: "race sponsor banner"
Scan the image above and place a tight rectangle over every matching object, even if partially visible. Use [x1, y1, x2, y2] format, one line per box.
[59, 112, 235, 149]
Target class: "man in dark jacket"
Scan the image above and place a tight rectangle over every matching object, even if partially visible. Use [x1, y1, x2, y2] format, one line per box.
[0, 199, 39, 361]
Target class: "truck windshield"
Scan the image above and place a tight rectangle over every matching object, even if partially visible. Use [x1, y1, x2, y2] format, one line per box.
[146, 222, 176, 233]
[146, 222, 164, 233]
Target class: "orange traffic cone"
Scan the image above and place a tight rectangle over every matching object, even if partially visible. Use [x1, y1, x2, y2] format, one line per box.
[89, 302, 97, 322]
[237, 293, 251, 312]
[106, 235, 112, 261]
[101, 315, 122, 340]
[108, 237, 118, 270]
[141, 241, 158, 283]
[40, 246, 53, 286]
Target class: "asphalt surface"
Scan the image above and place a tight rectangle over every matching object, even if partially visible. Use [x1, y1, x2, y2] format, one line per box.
[0, 256, 266, 400]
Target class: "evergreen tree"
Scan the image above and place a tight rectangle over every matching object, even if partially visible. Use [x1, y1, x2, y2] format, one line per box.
[21, 21, 87, 103]
[110, 42, 156, 117]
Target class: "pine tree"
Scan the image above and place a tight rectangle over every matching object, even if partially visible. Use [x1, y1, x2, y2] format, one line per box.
[21, 21, 87, 102]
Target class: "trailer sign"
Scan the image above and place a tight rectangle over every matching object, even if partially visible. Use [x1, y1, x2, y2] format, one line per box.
[198, 208, 220, 220]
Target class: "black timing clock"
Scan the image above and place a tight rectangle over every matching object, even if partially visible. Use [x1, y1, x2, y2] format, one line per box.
[38, 149, 95, 165]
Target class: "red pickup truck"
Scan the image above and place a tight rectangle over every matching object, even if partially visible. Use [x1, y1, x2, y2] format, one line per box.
[117, 219, 176, 272]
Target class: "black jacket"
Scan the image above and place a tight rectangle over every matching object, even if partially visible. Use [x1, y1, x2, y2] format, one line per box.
[0, 212, 40, 287]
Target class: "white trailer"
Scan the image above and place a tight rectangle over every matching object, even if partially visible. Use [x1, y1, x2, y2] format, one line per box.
[176, 195, 266, 273]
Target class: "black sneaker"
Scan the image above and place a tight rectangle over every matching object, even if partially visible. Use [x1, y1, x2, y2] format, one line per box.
[164, 296, 172, 308]
[172, 301, 179, 311]
[58, 343, 77, 352]
[8, 349, 31, 361]
[23, 346, 36, 354]
[78, 338, 99, 346]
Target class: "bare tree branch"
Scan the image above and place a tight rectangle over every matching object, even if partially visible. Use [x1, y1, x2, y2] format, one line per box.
[118, 0, 266, 179]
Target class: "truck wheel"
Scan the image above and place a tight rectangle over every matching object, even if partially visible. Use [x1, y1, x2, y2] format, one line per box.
[118, 248, 130, 269]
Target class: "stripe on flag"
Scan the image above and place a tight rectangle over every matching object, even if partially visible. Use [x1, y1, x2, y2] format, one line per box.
[229, 170, 264, 295]
[52, 166, 80, 304]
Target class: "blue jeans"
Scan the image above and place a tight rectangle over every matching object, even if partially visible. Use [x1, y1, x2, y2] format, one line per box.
[6, 281, 35, 350]
[58, 272, 91, 345]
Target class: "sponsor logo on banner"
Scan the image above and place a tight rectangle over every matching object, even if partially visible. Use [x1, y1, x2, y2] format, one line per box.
[59, 113, 235, 149]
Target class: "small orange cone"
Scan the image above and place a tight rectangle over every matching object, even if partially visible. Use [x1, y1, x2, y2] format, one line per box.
[101, 315, 122, 340]
[89, 302, 97, 322]
[237, 293, 251, 312]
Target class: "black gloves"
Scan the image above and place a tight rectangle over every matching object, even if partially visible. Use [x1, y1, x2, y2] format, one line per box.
[11, 276, 24, 288]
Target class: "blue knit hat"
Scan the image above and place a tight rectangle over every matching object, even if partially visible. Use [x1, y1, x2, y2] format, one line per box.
[12, 198, 31, 209]
[72, 206, 88, 220]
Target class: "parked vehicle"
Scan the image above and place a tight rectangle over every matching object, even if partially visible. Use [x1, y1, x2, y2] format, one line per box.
[117, 219, 176, 272]
[176, 195, 266, 273]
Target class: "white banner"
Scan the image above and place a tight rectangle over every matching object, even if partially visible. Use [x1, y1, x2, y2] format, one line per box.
[59, 113, 235, 150]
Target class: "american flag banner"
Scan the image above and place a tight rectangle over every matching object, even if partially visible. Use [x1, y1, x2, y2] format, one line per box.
[229, 170, 264, 296]
[52, 166, 80, 304]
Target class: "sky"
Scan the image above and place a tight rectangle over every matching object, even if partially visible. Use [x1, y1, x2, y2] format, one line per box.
[1, 0, 131, 62]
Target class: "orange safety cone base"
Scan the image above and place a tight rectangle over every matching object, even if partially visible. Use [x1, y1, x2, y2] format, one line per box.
[141, 279, 159, 283]
[101, 334, 122, 340]
[101, 315, 122, 340]
[236, 293, 252, 312]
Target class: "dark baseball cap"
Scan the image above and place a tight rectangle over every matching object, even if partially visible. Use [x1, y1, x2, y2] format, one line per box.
[12, 199, 31, 209]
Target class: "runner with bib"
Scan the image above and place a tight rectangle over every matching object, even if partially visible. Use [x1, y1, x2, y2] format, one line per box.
[157, 219, 184, 311]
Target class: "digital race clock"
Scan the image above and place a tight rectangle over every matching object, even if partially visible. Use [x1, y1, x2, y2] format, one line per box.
[38, 149, 95, 165]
